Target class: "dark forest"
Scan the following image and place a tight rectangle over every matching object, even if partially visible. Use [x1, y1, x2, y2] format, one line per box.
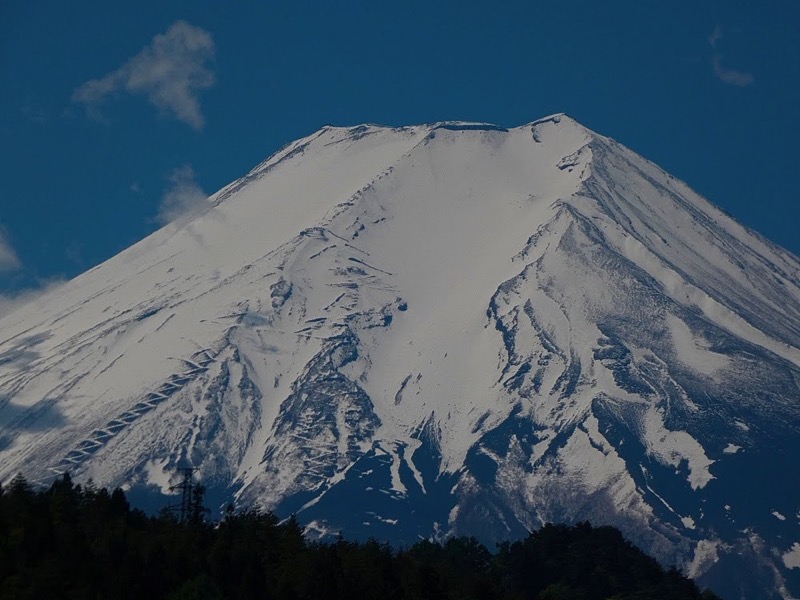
[0, 473, 721, 599]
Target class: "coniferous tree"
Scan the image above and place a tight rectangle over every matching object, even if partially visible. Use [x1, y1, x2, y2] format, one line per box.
[0, 474, 723, 600]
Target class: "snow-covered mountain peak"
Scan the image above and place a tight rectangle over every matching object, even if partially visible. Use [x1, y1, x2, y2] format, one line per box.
[1, 115, 799, 599]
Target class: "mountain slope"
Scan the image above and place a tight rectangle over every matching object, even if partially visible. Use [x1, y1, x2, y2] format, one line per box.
[1, 115, 799, 599]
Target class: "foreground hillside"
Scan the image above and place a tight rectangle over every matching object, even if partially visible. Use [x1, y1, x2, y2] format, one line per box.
[0, 474, 719, 600]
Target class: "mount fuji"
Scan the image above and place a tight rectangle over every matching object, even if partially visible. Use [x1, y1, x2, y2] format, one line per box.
[1, 115, 799, 598]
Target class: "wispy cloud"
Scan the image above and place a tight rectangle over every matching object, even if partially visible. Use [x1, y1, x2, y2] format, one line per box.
[0, 230, 21, 273]
[0, 279, 66, 320]
[72, 21, 216, 130]
[709, 26, 754, 87]
[0, 229, 67, 320]
[157, 165, 209, 225]
[20, 105, 48, 125]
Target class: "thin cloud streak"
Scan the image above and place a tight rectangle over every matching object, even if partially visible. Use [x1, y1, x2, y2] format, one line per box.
[0, 230, 21, 272]
[73, 21, 216, 129]
[157, 165, 209, 225]
[0, 279, 66, 320]
[709, 26, 754, 87]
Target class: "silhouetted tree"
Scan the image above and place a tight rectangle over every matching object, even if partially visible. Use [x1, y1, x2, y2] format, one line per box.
[0, 475, 723, 600]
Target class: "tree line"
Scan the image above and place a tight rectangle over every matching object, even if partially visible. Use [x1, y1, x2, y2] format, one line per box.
[0, 473, 721, 599]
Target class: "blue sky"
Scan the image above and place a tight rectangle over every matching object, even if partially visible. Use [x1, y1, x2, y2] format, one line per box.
[1, 1, 798, 309]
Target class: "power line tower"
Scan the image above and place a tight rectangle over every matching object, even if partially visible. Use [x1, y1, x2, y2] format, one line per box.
[166, 467, 197, 524]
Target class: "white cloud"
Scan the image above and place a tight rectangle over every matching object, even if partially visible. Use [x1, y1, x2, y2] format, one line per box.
[157, 165, 209, 225]
[0, 230, 21, 272]
[73, 21, 215, 129]
[0, 279, 66, 320]
[709, 26, 754, 87]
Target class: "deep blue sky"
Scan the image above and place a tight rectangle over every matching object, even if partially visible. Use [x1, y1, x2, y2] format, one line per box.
[1, 1, 798, 304]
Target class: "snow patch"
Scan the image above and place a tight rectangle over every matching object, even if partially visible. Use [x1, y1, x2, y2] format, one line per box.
[723, 443, 741, 454]
[368, 512, 399, 525]
[643, 406, 715, 490]
[783, 543, 800, 569]
[386, 443, 407, 495]
[687, 539, 719, 579]
[667, 314, 730, 376]
[144, 458, 172, 494]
